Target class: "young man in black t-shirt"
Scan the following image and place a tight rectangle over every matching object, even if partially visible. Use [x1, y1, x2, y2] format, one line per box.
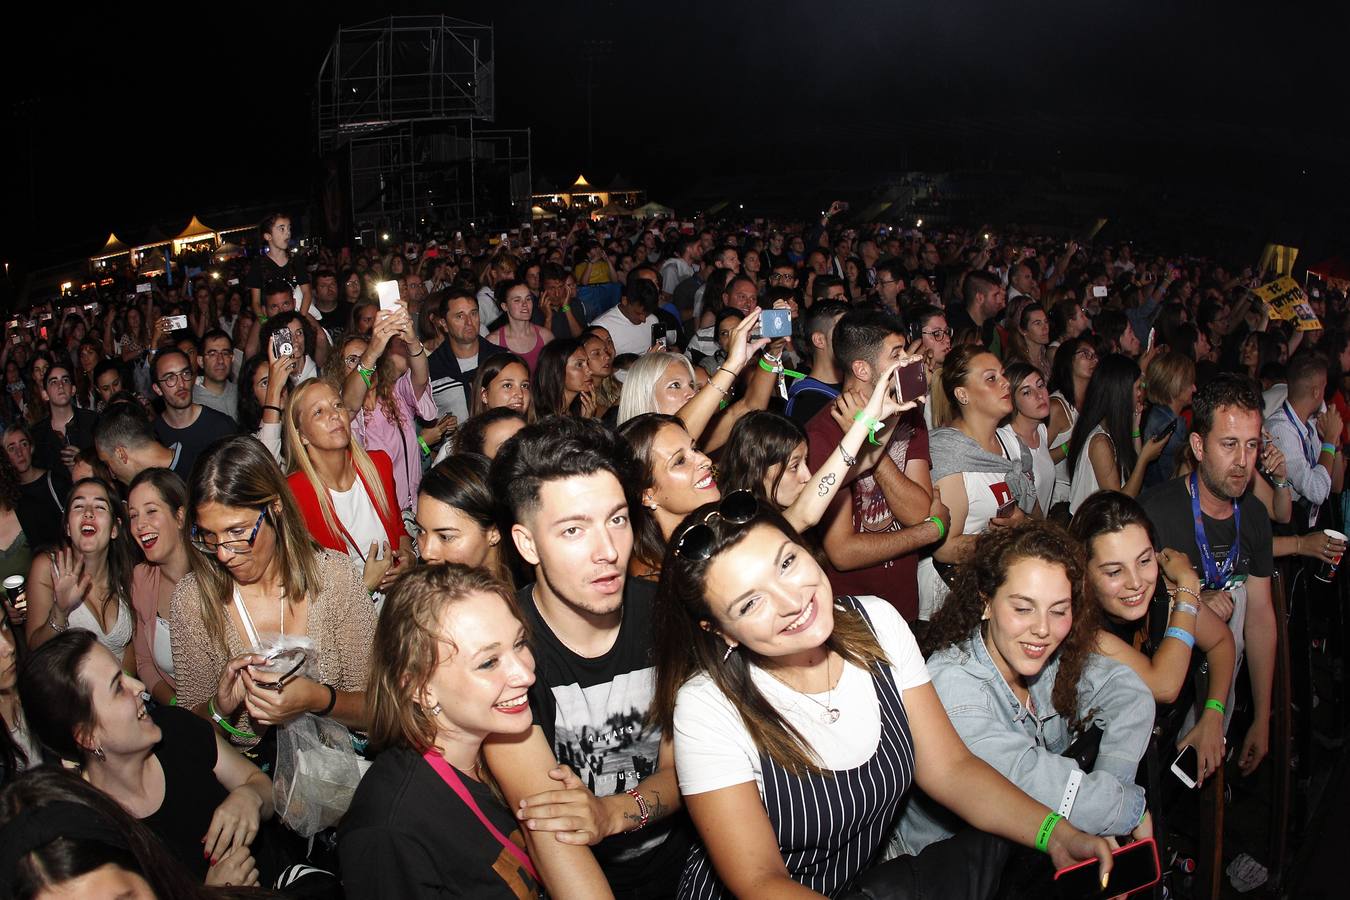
[485, 417, 687, 899]
[1141, 374, 1275, 776]
[149, 348, 235, 478]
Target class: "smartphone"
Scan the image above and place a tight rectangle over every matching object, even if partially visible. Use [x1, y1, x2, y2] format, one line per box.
[162, 315, 188, 331]
[1155, 419, 1179, 444]
[84, 303, 99, 313]
[1145, 327, 1156, 352]
[1092, 285, 1109, 299]
[651, 322, 666, 346]
[376, 280, 401, 311]
[996, 498, 1018, 519]
[135, 283, 153, 294]
[760, 308, 793, 339]
[1171, 744, 1200, 789]
[1054, 838, 1160, 899]
[893, 359, 927, 404]
[271, 330, 295, 360]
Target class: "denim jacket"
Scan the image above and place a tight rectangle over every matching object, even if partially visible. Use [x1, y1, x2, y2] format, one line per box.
[894, 629, 1151, 855]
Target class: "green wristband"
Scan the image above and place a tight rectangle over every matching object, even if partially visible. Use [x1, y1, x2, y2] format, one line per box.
[208, 697, 258, 741]
[853, 410, 884, 445]
[418, 436, 432, 456]
[1035, 812, 1063, 853]
[1322, 443, 1336, 456]
[1204, 698, 1226, 716]
[168, 696, 178, 706]
[926, 515, 947, 540]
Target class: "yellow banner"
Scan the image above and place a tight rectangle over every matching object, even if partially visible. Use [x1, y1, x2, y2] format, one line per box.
[1253, 276, 1320, 330]
[1258, 243, 1299, 277]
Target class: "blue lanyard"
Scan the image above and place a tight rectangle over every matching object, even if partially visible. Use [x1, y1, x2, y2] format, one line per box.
[1189, 472, 1241, 590]
[1282, 402, 1315, 465]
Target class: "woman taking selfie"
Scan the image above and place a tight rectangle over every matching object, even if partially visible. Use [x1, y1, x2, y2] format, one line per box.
[21, 630, 273, 887]
[1069, 491, 1235, 784]
[285, 378, 412, 594]
[340, 563, 611, 899]
[900, 521, 1153, 856]
[24, 478, 135, 666]
[128, 468, 191, 706]
[171, 435, 376, 753]
[651, 498, 1112, 898]
[414, 454, 513, 585]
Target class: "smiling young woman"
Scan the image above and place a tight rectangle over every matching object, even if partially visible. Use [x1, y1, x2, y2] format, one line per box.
[649, 501, 1113, 898]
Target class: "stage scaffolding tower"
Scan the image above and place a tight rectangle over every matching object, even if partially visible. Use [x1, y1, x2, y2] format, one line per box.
[316, 15, 532, 240]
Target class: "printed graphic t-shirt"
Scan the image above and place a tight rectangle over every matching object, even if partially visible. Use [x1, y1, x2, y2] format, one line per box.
[518, 578, 688, 898]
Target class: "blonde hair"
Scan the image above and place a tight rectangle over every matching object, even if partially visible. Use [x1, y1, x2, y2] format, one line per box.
[1144, 350, 1195, 407]
[283, 378, 397, 542]
[616, 351, 696, 425]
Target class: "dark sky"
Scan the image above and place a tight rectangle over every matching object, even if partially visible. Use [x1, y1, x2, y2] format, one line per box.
[2, 1, 1346, 272]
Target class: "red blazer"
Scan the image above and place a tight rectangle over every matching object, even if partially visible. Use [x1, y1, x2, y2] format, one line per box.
[287, 450, 407, 555]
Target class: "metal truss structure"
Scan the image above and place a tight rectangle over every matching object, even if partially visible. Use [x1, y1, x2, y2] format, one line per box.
[316, 15, 531, 237]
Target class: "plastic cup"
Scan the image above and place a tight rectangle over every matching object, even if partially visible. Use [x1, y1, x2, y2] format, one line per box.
[1315, 529, 1347, 583]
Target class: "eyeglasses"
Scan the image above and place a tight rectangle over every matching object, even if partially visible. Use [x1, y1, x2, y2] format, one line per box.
[157, 368, 192, 387]
[921, 327, 953, 340]
[769, 272, 796, 282]
[343, 354, 362, 368]
[191, 509, 266, 555]
[877, 279, 902, 287]
[673, 490, 758, 561]
[1075, 348, 1099, 361]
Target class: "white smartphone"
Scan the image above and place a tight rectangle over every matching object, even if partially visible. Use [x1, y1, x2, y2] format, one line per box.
[1092, 285, 1109, 299]
[376, 280, 402, 311]
[162, 315, 188, 331]
[1170, 744, 1199, 789]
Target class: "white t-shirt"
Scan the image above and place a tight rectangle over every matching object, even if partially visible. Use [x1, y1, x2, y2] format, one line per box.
[476, 286, 497, 336]
[672, 595, 930, 798]
[917, 465, 1014, 620]
[328, 477, 388, 567]
[998, 423, 1055, 514]
[591, 305, 659, 358]
[1069, 424, 1113, 515]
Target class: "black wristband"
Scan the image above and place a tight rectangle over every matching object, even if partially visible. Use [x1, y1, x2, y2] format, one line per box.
[317, 683, 338, 716]
[262, 404, 284, 415]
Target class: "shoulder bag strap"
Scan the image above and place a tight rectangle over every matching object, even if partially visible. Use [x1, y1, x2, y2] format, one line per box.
[422, 750, 539, 882]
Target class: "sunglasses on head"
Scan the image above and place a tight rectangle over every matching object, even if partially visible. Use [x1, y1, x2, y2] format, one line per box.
[673, 490, 758, 561]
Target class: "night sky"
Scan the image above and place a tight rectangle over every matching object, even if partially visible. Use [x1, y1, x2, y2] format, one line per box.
[1, 1, 1346, 274]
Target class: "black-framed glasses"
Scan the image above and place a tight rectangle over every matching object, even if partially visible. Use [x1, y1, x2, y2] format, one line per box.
[192, 509, 266, 555]
[673, 490, 758, 561]
[1075, 348, 1098, 361]
[922, 327, 954, 340]
[157, 368, 192, 387]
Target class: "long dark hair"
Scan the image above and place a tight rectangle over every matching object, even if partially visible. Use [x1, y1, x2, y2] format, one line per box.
[1067, 353, 1140, 478]
[236, 353, 270, 434]
[616, 413, 683, 572]
[0, 766, 223, 900]
[417, 454, 512, 586]
[62, 478, 135, 627]
[718, 411, 807, 511]
[1068, 490, 1159, 561]
[922, 520, 1099, 734]
[18, 630, 98, 763]
[650, 501, 888, 774]
[533, 337, 587, 418]
[0, 618, 28, 784]
[1049, 335, 1091, 404]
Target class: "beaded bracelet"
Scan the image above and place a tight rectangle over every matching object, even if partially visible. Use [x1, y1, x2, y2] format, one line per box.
[626, 789, 650, 831]
[1164, 626, 1196, 650]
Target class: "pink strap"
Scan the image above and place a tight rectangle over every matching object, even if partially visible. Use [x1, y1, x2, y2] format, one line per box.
[422, 750, 539, 882]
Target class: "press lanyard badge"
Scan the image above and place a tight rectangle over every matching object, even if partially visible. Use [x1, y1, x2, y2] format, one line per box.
[1189, 471, 1242, 590]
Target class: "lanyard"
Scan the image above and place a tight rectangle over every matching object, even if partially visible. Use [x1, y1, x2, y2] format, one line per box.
[422, 750, 539, 882]
[1282, 402, 1315, 465]
[1189, 472, 1241, 590]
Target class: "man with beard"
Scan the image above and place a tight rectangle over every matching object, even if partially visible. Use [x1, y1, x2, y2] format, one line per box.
[1141, 374, 1275, 776]
[149, 348, 235, 476]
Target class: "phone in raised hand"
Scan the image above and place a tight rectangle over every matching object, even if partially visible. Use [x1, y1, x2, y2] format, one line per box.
[893, 359, 928, 405]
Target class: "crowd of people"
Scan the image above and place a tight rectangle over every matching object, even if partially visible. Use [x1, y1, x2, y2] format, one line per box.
[1, 203, 1347, 899]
